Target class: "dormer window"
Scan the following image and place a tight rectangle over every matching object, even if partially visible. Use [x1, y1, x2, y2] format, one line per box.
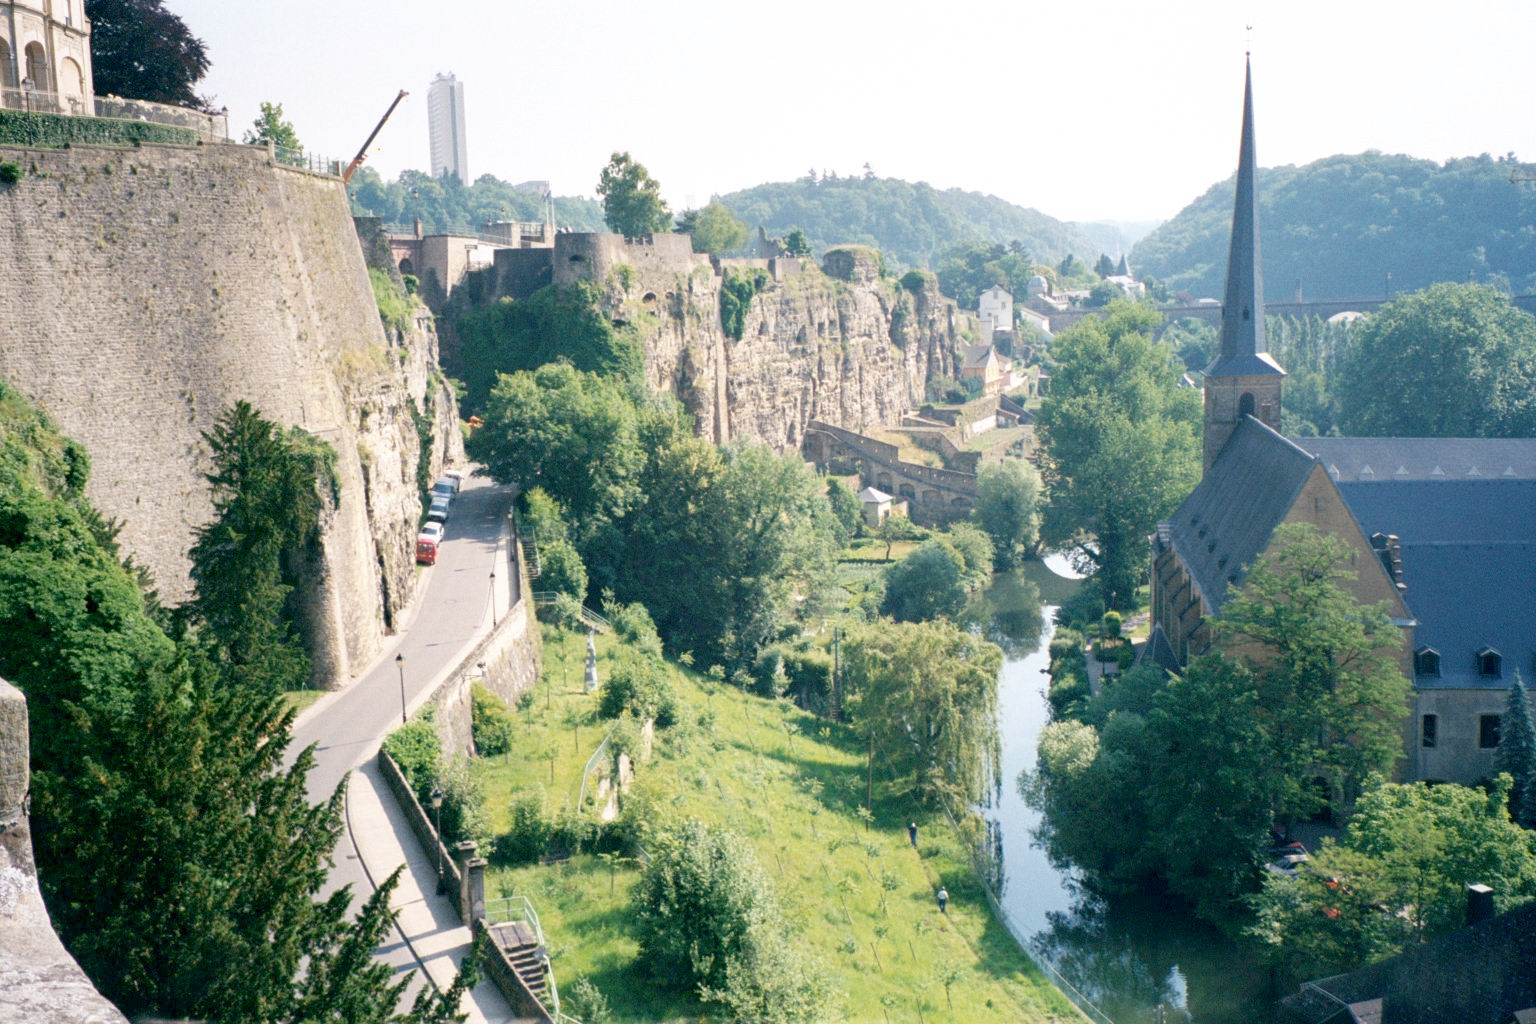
[1415, 647, 1441, 678]
[1478, 648, 1502, 679]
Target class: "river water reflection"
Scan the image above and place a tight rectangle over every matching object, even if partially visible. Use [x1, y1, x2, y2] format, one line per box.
[962, 564, 1274, 1024]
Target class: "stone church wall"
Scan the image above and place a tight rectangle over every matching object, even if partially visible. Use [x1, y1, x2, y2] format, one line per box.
[0, 141, 460, 688]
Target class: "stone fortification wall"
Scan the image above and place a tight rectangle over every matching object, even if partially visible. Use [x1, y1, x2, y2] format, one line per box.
[0, 142, 460, 687]
[0, 678, 127, 1024]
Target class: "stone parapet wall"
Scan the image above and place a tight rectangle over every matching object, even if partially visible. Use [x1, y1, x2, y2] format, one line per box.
[472, 918, 555, 1023]
[0, 141, 459, 688]
[0, 678, 127, 1023]
[377, 749, 463, 897]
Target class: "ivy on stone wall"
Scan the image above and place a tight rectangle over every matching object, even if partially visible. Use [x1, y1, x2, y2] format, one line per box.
[0, 110, 199, 148]
[719, 267, 769, 341]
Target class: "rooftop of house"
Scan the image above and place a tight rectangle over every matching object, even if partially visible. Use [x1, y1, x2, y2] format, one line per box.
[962, 345, 998, 371]
[858, 487, 892, 504]
[1161, 417, 1536, 689]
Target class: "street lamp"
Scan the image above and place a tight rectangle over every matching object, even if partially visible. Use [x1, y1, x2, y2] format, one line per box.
[489, 569, 498, 627]
[395, 653, 407, 725]
[20, 78, 33, 114]
[430, 786, 446, 894]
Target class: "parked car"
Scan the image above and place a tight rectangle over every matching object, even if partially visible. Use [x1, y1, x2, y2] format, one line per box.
[431, 478, 456, 503]
[444, 469, 465, 491]
[427, 498, 450, 524]
[415, 537, 438, 565]
[418, 522, 444, 544]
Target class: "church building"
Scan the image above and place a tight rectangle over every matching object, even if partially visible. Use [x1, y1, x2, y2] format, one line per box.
[1146, 61, 1536, 786]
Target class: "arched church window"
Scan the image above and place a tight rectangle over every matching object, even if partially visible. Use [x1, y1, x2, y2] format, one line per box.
[0, 40, 15, 90]
[1238, 392, 1256, 418]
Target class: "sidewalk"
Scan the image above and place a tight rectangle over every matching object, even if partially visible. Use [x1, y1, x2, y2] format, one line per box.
[346, 763, 530, 1023]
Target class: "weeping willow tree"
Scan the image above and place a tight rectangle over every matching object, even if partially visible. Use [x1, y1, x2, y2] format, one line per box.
[841, 619, 1003, 807]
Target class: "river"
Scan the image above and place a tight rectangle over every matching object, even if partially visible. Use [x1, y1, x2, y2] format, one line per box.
[962, 564, 1275, 1024]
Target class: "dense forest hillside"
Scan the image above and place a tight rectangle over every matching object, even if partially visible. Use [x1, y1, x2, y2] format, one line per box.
[1132, 152, 1536, 300]
[348, 167, 605, 233]
[718, 175, 1104, 269]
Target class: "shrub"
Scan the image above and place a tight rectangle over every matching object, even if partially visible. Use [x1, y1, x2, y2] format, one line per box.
[520, 487, 570, 545]
[562, 978, 612, 1024]
[0, 161, 20, 186]
[401, 273, 420, 295]
[899, 270, 930, 293]
[752, 647, 789, 699]
[548, 804, 597, 857]
[0, 109, 198, 147]
[383, 719, 440, 792]
[470, 684, 515, 757]
[539, 537, 588, 603]
[880, 540, 969, 622]
[604, 597, 664, 660]
[1048, 628, 1086, 664]
[598, 652, 676, 724]
[435, 755, 487, 847]
[369, 268, 414, 334]
[493, 790, 551, 865]
[781, 647, 833, 713]
[1101, 610, 1123, 640]
[720, 268, 769, 340]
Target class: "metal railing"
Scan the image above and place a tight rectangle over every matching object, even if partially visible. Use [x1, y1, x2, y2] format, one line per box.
[0, 86, 88, 116]
[94, 94, 230, 141]
[272, 145, 343, 177]
[484, 896, 576, 1020]
[576, 725, 618, 813]
[530, 592, 613, 634]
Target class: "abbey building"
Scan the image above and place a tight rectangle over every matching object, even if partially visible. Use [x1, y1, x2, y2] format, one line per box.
[1146, 61, 1536, 786]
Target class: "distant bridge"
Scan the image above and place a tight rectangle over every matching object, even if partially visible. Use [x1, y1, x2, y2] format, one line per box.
[1046, 294, 1536, 334]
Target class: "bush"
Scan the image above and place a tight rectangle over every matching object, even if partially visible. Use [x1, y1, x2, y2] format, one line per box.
[1101, 610, 1123, 639]
[471, 684, 515, 757]
[751, 648, 789, 699]
[781, 647, 833, 712]
[369, 268, 414, 334]
[539, 537, 588, 603]
[604, 597, 663, 659]
[0, 161, 20, 186]
[598, 652, 676, 725]
[383, 719, 441, 792]
[549, 804, 597, 857]
[520, 487, 570, 545]
[880, 540, 969, 622]
[562, 978, 612, 1024]
[493, 790, 552, 866]
[435, 755, 487, 847]
[0, 109, 199, 147]
[720, 268, 769, 340]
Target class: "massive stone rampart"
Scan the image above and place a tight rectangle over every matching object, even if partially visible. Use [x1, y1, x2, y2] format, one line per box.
[0, 142, 459, 687]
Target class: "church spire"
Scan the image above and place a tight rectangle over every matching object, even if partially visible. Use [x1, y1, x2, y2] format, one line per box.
[1206, 57, 1284, 379]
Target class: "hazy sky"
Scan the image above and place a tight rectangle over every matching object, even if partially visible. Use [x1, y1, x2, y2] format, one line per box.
[180, 0, 1536, 223]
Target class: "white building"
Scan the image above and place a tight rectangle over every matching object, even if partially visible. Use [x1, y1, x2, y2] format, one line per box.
[0, 0, 94, 115]
[428, 73, 468, 182]
[978, 285, 1013, 336]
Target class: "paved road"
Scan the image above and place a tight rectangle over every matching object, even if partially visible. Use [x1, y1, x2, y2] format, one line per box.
[288, 474, 519, 1020]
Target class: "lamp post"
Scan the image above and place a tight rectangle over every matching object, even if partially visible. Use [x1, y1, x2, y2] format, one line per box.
[395, 653, 407, 725]
[20, 78, 33, 113]
[489, 569, 498, 627]
[430, 786, 446, 894]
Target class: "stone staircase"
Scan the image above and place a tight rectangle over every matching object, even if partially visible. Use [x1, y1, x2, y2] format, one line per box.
[488, 919, 550, 1006]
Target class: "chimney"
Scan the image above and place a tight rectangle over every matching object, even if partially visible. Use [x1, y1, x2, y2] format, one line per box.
[1466, 883, 1495, 926]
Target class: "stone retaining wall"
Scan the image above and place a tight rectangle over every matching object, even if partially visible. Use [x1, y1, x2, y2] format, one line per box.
[472, 918, 555, 1023]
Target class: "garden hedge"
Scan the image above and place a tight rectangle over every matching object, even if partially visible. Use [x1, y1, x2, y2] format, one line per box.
[0, 110, 199, 148]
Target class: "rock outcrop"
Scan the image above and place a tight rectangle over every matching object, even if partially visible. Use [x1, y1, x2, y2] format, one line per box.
[0, 142, 460, 687]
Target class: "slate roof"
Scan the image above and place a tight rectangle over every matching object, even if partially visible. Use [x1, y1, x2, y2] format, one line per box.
[1293, 436, 1536, 482]
[858, 487, 892, 504]
[961, 345, 996, 371]
[1161, 417, 1317, 609]
[1329, 478, 1536, 689]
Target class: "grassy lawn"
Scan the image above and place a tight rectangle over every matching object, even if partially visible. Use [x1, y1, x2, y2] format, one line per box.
[475, 628, 615, 832]
[482, 627, 1080, 1024]
[282, 689, 324, 716]
[842, 536, 922, 563]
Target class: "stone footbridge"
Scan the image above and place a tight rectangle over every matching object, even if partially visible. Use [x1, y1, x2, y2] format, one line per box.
[803, 420, 977, 526]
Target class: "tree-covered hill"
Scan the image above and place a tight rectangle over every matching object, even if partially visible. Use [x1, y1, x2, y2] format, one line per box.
[349, 167, 606, 234]
[717, 174, 1104, 270]
[1132, 152, 1536, 301]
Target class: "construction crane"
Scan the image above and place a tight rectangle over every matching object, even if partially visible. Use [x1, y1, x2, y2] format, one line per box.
[342, 90, 409, 185]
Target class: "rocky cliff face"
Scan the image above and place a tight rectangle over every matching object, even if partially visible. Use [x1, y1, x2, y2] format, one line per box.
[0, 143, 461, 688]
[571, 241, 972, 449]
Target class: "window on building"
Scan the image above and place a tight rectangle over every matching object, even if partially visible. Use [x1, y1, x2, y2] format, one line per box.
[1479, 714, 1501, 749]
[1478, 648, 1502, 679]
[1415, 647, 1441, 677]
[1421, 714, 1437, 748]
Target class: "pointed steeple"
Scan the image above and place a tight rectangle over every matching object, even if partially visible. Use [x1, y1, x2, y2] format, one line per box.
[1206, 57, 1285, 379]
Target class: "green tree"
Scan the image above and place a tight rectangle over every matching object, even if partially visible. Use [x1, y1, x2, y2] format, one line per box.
[1094, 254, 1117, 278]
[842, 619, 1002, 805]
[1037, 301, 1201, 607]
[1495, 672, 1536, 828]
[973, 459, 1042, 568]
[86, 0, 211, 109]
[782, 228, 812, 257]
[682, 200, 750, 255]
[875, 512, 922, 561]
[1249, 777, 1536, 979]
[633, 820, 828, 1020]
[1336, 283, 1536, 437]
[468, 363, 650, 539]
[880, 540, 969, 623]
[597, 151, 672, 237]
[537, 537, 588, 604]
[943, 522, 995, 591]
[242, 101, 302, 151]
[934, 241, 1038, 309]
[1213, 523, 1413, 816]
[188, 402, 332, 694]
[825, 478, 862, 543]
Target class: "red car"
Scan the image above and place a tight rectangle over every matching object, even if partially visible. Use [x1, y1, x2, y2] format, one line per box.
[415, 537, 438, 566]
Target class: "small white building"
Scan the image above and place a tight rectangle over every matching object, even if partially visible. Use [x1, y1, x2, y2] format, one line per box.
[978, 285, 1013, 336]
[858, 486, 896, 527]
[1105, 274, 1146, 299]
[1017, 305, 1052, 337]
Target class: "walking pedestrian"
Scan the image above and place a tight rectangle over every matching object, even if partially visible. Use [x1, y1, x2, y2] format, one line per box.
[936, 887, 948, 915]
[908, 821, 919, 848]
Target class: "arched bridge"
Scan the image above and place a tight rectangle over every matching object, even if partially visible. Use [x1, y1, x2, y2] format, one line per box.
[802, 420, 977, 526]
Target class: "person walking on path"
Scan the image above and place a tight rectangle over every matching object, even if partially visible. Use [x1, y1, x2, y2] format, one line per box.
[908, 822, 919, 848]
[936, 887, 949, 915]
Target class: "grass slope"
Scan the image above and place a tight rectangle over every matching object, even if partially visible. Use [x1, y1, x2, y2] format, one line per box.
[478, 626, 1079, 1024]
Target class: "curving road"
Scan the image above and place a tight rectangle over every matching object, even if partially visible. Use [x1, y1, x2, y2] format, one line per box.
[288, 474, 520, 1021]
